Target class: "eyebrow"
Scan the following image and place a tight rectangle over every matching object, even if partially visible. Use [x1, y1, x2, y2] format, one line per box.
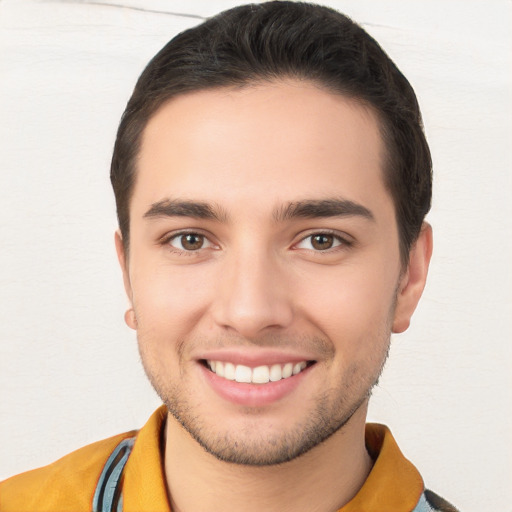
[144, 199, 229, 222]
[274, 198, 375, 222]
[143, 197, 374, 223]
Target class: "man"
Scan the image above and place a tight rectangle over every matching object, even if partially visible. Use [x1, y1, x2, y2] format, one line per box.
[0, 2, 458, 511]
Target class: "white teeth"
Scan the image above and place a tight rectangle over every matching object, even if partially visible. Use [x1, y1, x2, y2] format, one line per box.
[215, 361, 225, 377]
[282, 362, 293, 379]
[252, 365, 270, 384]
[206, 360, 310, 384]
[293, 362, 306, 375]
[235, 364, 252, 383]
[224, 362, 236, 381]
[269, 364, 282, 382]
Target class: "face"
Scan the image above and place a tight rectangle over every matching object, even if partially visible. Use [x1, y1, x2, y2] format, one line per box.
[117, 80, 430, 465]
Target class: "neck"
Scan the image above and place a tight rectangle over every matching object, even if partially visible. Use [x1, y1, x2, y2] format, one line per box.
[163, 406, 373, 512]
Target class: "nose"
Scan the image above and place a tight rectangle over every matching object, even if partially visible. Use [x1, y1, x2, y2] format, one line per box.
[210, 246, 294, 338]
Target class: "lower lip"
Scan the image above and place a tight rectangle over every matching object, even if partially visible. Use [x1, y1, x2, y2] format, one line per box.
[200, 363, 313, 407]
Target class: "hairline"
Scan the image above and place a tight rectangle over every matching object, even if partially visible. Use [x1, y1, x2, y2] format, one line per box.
[121, 77, 408, 266]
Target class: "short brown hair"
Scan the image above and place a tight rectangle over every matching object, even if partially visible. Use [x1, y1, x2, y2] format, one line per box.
[111, 1, 432, 265]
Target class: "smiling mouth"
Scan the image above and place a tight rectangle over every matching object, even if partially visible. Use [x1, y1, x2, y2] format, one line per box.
[202, 360, 315, 384]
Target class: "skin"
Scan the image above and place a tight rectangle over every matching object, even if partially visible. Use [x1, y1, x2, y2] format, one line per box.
[116, 80, 432, 512]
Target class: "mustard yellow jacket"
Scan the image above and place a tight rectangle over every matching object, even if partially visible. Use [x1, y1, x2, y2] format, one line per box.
[0, 406, 457, 512]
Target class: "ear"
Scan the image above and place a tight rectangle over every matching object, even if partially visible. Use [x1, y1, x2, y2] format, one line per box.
[392, 222, 433, 333]
[115, 231, 137, 330]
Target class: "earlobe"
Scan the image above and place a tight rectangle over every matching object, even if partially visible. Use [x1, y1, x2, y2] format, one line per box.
[124, 308, 138, 329]
[392, 223, 433, 333]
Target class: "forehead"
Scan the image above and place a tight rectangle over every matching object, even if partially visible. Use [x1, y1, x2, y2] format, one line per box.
[133, 80, 390, 219]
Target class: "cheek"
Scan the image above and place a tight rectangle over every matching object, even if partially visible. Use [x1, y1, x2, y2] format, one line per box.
[131, 263, 212, 336]
[296, 260, 398, 344]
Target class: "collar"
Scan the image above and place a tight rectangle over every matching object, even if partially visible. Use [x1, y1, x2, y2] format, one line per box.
[341, 423, 424, 511]
[122, 406, 424, 512]
[122, 406, 169, 512]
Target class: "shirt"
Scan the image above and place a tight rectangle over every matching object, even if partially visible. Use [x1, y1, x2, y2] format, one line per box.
[0, 406, 457, 511]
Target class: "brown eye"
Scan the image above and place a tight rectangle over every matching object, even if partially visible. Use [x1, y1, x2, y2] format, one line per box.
[169, 233, 210, 251]
[180, 234, 204, 250]
[310, 234, 334, 250]
[295, 233, 346, 252]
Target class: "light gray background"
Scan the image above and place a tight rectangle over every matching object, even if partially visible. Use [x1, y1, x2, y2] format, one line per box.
[1, 1, 511, 510]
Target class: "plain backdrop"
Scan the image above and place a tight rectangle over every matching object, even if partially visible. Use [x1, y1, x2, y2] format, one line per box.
[0, 1, 511, 510]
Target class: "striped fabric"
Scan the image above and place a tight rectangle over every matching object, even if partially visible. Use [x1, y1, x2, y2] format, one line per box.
[92, 437, 135, 512]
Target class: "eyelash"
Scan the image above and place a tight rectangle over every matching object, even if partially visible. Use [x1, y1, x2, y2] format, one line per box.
[159, 229, 353, 255]
[294, 230, 353, 253]
[159, 230, 216, 255]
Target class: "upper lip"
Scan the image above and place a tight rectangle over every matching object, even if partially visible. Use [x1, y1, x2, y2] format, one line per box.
[195, 349, 318, 367]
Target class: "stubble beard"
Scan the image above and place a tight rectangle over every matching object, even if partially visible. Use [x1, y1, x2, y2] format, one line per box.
[138, 331, 391, 467]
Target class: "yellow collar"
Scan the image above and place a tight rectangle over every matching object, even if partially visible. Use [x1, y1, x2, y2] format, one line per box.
[122, 406, 424, 512]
